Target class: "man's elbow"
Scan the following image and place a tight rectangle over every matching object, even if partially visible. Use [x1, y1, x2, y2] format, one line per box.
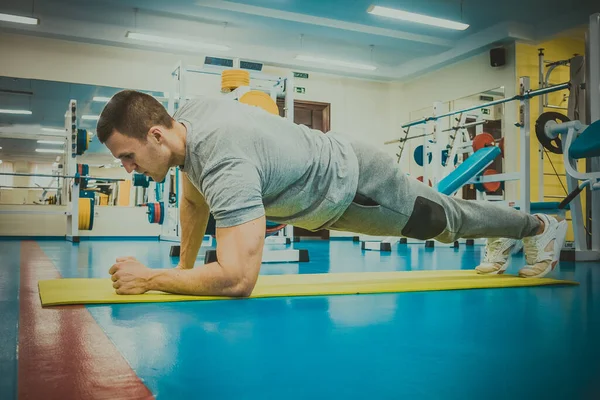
[228, 277, 255, 298]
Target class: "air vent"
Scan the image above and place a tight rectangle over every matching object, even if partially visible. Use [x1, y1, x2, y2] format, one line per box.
[239, 61, 262, 71]
[204, 57, 233, 68]
[204, 57, 263, 71]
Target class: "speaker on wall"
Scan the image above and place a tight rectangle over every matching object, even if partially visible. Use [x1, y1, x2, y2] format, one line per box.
[490, 47, 506, 67]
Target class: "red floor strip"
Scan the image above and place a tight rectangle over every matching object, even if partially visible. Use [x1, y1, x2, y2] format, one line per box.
[18, 241, 154, 399]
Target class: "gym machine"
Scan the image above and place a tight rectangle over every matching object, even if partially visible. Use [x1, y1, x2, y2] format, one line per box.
[365, 12, 600, 256]
[157, 59, 309, 264]
[534, 13, 600, 261]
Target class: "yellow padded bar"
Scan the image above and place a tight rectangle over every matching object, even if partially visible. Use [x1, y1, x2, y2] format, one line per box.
[38, 270, 577, 307]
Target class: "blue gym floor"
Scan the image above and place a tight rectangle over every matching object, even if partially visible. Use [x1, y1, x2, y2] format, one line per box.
[2, 238, 600, 399]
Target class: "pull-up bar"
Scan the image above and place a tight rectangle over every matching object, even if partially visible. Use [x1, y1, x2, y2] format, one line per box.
[401, 82, 571, 129]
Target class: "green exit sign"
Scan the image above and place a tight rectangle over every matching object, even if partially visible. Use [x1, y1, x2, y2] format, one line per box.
[293, 72, 309, 79]
[295, 87, 306, 94]
[482, 108, 490, 115]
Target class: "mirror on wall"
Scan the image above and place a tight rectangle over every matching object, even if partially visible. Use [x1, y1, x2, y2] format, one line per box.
[0, 76, 168, 205]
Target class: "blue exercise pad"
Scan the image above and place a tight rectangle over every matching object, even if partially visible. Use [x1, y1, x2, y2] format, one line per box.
[436, 147, 500, 195]
[570, 119, 600, 159]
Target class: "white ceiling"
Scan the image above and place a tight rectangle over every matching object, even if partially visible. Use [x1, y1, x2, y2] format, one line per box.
[0, 0, 596, 81]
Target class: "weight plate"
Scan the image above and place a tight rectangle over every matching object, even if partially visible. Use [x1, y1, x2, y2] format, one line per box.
[158, 202, 165, 225]
[535, 111, 568, 154]
[265, 221, 286, 236]
[475, 169, 501, 192]
[414, 145, 432, 167]
[147, 203, 155, 224]
[473, 132, 495, 152]
[239, 91, 279, 115]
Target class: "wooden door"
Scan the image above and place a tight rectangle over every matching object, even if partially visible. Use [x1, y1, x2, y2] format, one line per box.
[277, 99, 331, 240]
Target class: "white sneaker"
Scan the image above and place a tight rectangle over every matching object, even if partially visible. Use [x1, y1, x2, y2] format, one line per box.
[475, 237, 523, 275]
[519, 214, 568, 278]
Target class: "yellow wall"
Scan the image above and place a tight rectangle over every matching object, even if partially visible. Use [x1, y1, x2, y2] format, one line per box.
[516, 37, 585, 240]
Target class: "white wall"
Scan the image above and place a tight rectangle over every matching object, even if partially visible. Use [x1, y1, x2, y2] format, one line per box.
[0, 32, 393, 145]
[79, 207, 161, 237]
[0, 205, 66, 236]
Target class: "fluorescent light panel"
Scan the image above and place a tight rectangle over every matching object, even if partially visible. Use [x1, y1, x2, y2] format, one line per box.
[93, 96, 112, 102]
[0, 12, 39, 25]
[82, 115, 100, 121]
[367, 5, 469, 31]
[295, 55, 377, 71]
[37, 140, 64, 145]
[0, 109, 32, 115]
[36, 148, 64, 154]
[42, 127, 64, 133]
[126, 32, 230, 52]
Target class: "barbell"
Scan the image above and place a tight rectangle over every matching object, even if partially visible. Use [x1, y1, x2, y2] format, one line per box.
[0, 171, 125, 182]
[146, 202, 165, 224]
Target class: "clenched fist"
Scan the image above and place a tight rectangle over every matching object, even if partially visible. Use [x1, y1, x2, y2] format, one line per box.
[109, 256, 153, 295]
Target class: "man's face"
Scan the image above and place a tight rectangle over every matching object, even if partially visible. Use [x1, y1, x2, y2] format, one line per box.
[105, 130, 170, 183]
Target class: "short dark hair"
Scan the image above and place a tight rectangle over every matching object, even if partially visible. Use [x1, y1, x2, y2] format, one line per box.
[96, 90, 173, 143]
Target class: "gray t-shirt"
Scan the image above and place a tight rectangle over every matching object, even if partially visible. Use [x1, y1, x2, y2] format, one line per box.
[175, 95, 359, 231]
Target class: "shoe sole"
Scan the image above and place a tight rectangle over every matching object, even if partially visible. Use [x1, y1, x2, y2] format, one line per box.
[476, 240, 522, 275]
[519, 220, 568, 278]
[476, 263, 509, 275]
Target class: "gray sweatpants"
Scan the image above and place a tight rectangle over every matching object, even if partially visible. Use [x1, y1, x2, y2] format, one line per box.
[329, 138, 540, 243]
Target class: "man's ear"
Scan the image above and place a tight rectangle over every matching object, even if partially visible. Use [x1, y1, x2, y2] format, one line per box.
[148, 126, 163, 143]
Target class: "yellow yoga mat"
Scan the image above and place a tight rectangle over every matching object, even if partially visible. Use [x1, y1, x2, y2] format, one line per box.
[38, 270, 578, 307]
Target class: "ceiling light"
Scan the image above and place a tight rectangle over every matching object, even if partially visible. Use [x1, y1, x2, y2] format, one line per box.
[0, 146, 2, 150]
[93, 96, 112, 102]
[295, 55, 377, 71]
[367, 5, 469, 31]
[35, 149, 64, 154]
[81, 115, 100, 121]
[42, 127, 65, 133]
[0, 109, 32, 115]
[114, 159, 121, 163]
[37, 140, 64, 145]
[0, 160, 2, 164]
[126, 32, 230, 52]
[0, 12, 39, 25]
